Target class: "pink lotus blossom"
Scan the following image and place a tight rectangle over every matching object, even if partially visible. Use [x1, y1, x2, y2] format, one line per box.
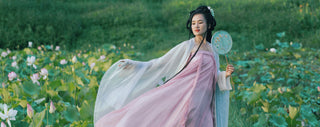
[1, 121, 6, 127]
[11, 61, 18, 69]
[37, 46, 41, 50]
[30, 73, 40, 85]
[72, 56, 77, 63]
[90, 63, 96, 69]
[27, 56, 36, 66]
[40, 68, 48, 80]
[82, 62, 86, 66]
[12, 56, 16, 61]
[1, 52, 8, 57]
[49, 101, 56, 113]
[8, 72, 17, 81]
[60, 59, 68, 65]
[318, 86, 320, 92]
[55, 46, 60, 51]
[98, 55, 106, 61]
[27, 104, 34, 118]
[0, 104, 17, 127]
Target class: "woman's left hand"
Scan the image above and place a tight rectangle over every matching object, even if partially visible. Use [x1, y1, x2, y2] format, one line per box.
[225, 64, 234, 78]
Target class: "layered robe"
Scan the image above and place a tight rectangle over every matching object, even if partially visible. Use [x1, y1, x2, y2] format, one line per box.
[94, 38, 231, 127]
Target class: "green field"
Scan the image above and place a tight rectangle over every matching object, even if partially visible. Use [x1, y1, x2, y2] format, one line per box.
[1, 0, 320, 59]
[0, 0, 319, 126]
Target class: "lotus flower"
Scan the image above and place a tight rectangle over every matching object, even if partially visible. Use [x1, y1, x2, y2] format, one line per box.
[1, 52, 7, 57]
[40, 68, 48, 80]
[31, 73, 40, 85]
[27, 104, 34, 118]
[12, 56, 16, 61]
[55, 46, 60, 51]
[98, 55, 106, 61]
[49, 101, 56, 113]
[318, 86, 320, 92]
[27, 56, 36, 66]
[60, 59, 67, 65]
[8, 72, 17, 81]
[11, 62, 18, 69]
[270, 48, 276, 53]
[72, 56, 77, 63]
[0, 104, 17, 127]
[37, 46, 42, 50]
[28, 41, 33, 47]
[1, 121, 6, 127]
[90, 63, 96, 69]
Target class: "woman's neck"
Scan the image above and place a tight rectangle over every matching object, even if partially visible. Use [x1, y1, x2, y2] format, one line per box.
[194, 35, 207, 45]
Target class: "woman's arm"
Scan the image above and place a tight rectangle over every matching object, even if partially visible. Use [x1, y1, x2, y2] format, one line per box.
[117, 40, 191, 72]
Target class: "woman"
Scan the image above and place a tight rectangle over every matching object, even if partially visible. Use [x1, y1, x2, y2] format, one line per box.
[94, 5, 234, 127]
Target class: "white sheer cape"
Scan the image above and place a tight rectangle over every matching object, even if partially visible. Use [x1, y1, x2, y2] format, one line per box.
[94, 38, 231, 126]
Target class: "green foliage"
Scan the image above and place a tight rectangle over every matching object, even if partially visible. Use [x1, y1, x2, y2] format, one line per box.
[230, 33, 320, 126]
[0, 44, 137, 126]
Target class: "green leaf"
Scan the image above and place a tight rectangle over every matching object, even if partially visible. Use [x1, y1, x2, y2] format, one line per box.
[255, 43, 264, 51]
[250, 81, 266, 93]
[80, 100, 93, 120]
[253, 113, 267, 127]
[300, 105, 319, 126]
[63, 105, 80, 122]
[289, 105, 299, 120]
[269, 114, 288, 127]
[29, 109, 46, 127]
[22, 81, 40, 96]
[248, 92, 260, 104]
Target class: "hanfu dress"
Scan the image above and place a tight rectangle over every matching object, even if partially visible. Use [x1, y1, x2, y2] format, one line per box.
[94, 38, 231, 127]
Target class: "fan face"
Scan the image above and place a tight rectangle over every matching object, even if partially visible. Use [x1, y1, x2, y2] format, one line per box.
[211, 31, 233, 54]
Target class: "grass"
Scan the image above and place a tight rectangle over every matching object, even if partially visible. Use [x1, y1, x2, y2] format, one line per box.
[1, 0, 319, 60]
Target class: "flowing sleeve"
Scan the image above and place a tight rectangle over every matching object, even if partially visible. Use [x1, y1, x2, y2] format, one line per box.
[212, 50, 231, 127]
[94, 40, 194, 123]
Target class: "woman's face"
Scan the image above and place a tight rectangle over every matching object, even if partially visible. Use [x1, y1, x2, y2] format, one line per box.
[191, 14, 208, 37]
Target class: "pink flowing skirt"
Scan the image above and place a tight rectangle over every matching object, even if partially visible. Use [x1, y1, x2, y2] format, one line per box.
[96, 50, 217, 127]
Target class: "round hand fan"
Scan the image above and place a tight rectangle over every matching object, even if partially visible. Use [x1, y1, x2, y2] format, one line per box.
[211, 30, 232, 55]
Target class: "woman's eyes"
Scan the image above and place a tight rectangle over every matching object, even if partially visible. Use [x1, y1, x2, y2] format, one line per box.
[192, 22, 203, 25]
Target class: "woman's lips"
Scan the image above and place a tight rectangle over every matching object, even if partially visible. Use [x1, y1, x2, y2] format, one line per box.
[195, 30, 200, 32]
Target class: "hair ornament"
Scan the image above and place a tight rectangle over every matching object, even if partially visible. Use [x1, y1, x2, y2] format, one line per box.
[207, 6, 215, 17]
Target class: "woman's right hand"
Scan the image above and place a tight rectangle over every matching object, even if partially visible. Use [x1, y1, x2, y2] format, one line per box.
[118, 59, 133, 70]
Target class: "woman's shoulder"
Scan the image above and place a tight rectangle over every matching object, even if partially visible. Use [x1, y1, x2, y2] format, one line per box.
[179, 38, 194, 46]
